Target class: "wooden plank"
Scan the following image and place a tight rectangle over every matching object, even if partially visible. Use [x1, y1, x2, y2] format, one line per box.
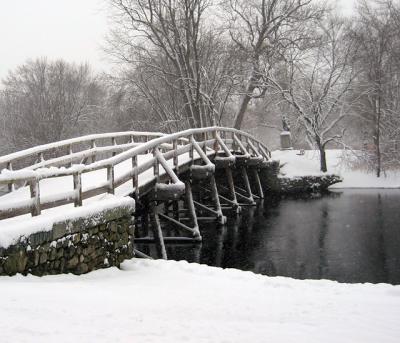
[82, 185, 109, 200]
[158, 213, 198, 236]
[0, 203, 33, 220]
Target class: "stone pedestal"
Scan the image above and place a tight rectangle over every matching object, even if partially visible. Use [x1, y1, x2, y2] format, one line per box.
[280, 131, 292, 150]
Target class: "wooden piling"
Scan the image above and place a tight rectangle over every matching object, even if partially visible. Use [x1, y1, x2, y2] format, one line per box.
[150, 205, 167, 259]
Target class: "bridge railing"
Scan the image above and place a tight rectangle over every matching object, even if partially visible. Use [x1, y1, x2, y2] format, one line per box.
[0, 127, 270, 221]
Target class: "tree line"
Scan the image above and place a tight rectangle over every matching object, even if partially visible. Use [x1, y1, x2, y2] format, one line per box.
[1, 0, 400, 176]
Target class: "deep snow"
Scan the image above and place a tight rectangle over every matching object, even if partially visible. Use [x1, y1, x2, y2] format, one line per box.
[1, 149, 400, 342]
[1, 259, 399, 343]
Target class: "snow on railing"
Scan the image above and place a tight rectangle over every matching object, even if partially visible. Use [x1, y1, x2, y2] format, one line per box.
[0, 127, 270, 220]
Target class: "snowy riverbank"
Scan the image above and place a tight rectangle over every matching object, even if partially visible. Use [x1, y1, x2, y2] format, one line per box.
[272, 149, 400, 188]
[1, 259, 399, 343]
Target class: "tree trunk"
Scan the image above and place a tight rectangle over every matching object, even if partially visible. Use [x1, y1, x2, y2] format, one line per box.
[374, 98, 381, 178]
[319, 145, 328, 172]
[233, 60, 260, 129]
[233, 90, 254, 129]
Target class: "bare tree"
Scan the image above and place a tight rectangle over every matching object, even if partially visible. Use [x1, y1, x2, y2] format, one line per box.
[1, 58, 101, 152]
[107, 0, 236, 129]
[267, 16, 357, 172]
[224, 0, 322, 129]
[350, 0, 400, 176]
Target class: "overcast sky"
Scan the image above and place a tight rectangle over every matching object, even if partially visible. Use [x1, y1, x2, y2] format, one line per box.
[0, 0, 108, 80]
[0, 0, 355, 80]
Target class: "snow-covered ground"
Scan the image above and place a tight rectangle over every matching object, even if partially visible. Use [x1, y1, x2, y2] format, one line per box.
[1, 259, 399, 343]
[273, 149, 400, 188]
[2, 150, 400, 342]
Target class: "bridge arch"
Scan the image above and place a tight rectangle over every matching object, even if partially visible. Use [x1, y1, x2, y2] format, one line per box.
[0, 127, 277, 274]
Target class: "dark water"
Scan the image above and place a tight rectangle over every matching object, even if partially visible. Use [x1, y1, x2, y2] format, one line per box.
[139, 190, 400, 285]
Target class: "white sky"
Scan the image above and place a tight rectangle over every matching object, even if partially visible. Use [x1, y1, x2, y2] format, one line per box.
[0, 0, 355, 80]
[0, 0, 109, 80]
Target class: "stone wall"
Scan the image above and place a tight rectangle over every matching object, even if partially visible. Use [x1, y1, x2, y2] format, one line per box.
[0, 206, 135, 276]
[258, 161, 342, 194]
[278, 175, 342, 194]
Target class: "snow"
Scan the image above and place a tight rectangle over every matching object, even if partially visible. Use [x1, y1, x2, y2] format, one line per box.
[0, 168, 37, 181]
[0, 150, 208, 247]
[1, 147, 398, 247]
[272, 149, 400, 188]
[0, 195, 134, 248]
[0, 259, 399, 343]
[1, 146, 399, 342]
[0, 131, 164, 165]
[0, 151, 204, 208]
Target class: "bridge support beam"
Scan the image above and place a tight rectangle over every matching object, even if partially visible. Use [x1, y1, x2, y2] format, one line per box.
[253, 168, 264, 199]
[241, 166, 256, 205]
[210, 176, 226, 225]
[184, 181, 201, 238]
[225, 167, 241, 214]
[150, 205, 167, 260]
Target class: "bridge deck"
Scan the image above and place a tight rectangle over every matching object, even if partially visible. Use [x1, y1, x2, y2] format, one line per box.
[0, 127, 271, 243]
[0, 151, 207, 234]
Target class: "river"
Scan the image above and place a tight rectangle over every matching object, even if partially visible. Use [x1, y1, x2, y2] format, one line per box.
[138, 189, 400, 285]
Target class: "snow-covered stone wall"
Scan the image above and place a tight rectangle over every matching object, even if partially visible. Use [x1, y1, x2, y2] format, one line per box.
[256, 160, 342, 194]
[0, 207, 135, 276]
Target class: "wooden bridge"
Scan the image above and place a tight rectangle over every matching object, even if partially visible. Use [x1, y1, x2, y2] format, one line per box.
[0, 127, 272, 260]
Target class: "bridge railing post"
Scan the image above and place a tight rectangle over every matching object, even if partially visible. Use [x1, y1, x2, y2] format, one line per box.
[132, 155, 139, 199]
[221, 130, 226, 144]
[107, 165, 115, 194]
[67, 144, 73, 167]
[29, 178, 41, 216]
[213, 129, 219, 154]
[111, 137, 117, 157]
[145, 135, 149, 153]
[153, 148, 160, 181]
[231, 131, 236, 152]
[90, 139, 96, 163]
[6, 162, 14, 193]
[203, 132, 208, 153]
[73, 172, 82, 207]
[173, 139, 179, 174]
[189, 135, 194, 164]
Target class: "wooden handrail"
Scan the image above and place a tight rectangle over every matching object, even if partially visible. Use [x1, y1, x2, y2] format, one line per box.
[0, 131, 164, 168]
[0, 127, 270, 221]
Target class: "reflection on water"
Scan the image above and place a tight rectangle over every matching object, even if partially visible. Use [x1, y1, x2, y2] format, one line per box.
[138, 190, 400, 285]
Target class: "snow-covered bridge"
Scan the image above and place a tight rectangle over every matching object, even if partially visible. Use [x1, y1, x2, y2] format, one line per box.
[0, 127, 274, 274]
